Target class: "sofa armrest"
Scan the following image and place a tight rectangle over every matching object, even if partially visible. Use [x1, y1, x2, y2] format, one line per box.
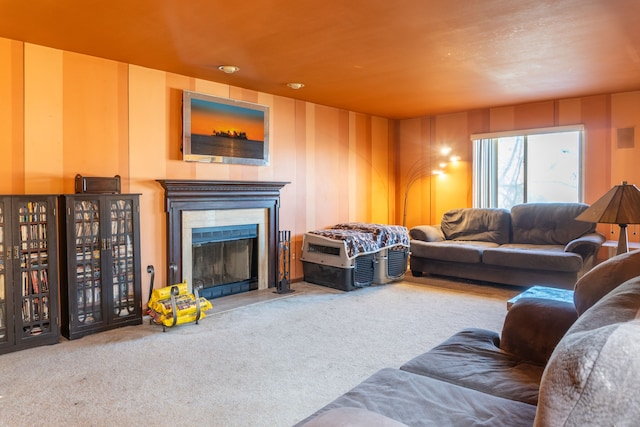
[564, 232, 605, 260]
[500, 298, 578, 365]
[409, 225, 444, 242]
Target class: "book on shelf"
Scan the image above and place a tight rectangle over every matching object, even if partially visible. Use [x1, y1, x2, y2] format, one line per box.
[74, 201, 100, 221]
[22, 296, 31, 322]
[41, 269, 49, 293]
[76, 221, 100, 239]
[30, 269, 40, 294]
[21, 271, 28, 297]
[76, 248, 100, 262]
[113, 259, 132, 276]
[77, 287, 101, 307]
[42, 295, 49, 320]
[20, 268, 50, 297]
[25, 251, 48, 266]
[111, 243, 134, 260]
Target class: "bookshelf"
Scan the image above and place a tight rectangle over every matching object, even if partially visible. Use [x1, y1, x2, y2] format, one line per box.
[0, 195, 60, 355]
[59, 194, 142, 339]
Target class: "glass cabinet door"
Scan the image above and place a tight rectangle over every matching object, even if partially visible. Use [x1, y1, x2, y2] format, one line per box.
[72, 199, 104, 327]
[0, 195, 59, 354]
[0, 199, 8, 346]
[60, 194, 140, 339]
[110, 198, 137, 319]
[16, 199, 55, 338]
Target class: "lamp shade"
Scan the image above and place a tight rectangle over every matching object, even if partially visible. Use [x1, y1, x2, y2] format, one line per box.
[576, 182, 640, 225]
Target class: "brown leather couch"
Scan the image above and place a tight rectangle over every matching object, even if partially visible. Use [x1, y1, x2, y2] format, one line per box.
[409, 203, 605, 289]
[295, 250, 640, 426]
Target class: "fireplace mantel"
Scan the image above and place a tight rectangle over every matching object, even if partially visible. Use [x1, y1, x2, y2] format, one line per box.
[157, 180, 289, 288]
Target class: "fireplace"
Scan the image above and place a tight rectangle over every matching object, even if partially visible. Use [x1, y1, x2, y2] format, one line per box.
[191, 224, 258, 298]
[181, 207, 269, 295]
[157, 180, 289, 296]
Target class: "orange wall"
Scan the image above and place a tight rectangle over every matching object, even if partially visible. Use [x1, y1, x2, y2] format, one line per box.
[1, 39, 396, 298]
[0, 38, 25, 193]
[3, 38, 640, 298]
[397, 95, 640, 249]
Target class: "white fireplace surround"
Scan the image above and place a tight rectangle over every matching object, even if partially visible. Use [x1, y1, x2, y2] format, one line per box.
[181, 208, 269, 292]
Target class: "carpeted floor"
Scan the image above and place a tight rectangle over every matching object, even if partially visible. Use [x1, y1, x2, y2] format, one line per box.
[0, 276, 522, 427]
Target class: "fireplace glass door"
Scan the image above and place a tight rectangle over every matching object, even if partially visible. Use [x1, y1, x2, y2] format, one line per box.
[192, 224, 258, 299]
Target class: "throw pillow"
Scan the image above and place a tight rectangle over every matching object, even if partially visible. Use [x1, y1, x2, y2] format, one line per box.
[440, 208, 510, 244]
[573, 249, 640, 315]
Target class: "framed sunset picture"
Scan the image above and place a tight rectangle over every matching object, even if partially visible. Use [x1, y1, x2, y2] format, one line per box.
[182, 90, 270, 166]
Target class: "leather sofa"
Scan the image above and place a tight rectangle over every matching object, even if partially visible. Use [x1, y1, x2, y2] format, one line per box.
[295, 250, 640, 426]
[409, 203, 605, 289]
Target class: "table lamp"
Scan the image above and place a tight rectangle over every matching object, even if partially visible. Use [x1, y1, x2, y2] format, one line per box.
[575, 181, 640, 256]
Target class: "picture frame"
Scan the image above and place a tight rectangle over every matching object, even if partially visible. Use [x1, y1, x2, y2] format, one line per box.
[182, 90, 270, 166]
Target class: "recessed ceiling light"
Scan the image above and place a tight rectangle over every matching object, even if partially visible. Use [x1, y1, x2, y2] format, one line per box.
[218, 65, 240, 74]
[286, 82, 305, 90]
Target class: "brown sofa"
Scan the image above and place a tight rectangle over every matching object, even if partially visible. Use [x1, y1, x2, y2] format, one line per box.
[295, 250, 640, 426]
[409, 203, 605, 289]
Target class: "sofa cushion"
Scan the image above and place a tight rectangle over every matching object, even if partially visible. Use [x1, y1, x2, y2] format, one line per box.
[409, 225, 444, 242]
[510, 203, 595, 245]
[409, 240, 498, 263]
[482, 245, 583, 272]
[500, 298, 578, 365]
[400, 328, 544, 405]
[573, 249, 640, 315]
[534, 277, 640, 426]
[297, 368, 537, 427]
[440, 208, 511, 244]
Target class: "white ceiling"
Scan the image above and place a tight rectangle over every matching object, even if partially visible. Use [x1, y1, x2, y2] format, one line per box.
[1, 0, 639, 119]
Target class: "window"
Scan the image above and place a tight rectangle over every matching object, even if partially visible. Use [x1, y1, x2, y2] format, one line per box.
[472, 126, 584, 210]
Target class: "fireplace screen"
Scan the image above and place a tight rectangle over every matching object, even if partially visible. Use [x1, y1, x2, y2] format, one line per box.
[191, 224, 258, 299]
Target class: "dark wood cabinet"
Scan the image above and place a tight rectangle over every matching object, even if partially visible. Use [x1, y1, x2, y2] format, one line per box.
[58, 194, 142, 340]
[0, 195, 60, 355]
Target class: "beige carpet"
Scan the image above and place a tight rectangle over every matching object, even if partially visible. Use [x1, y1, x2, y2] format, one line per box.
[0, 277, 522, 427]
